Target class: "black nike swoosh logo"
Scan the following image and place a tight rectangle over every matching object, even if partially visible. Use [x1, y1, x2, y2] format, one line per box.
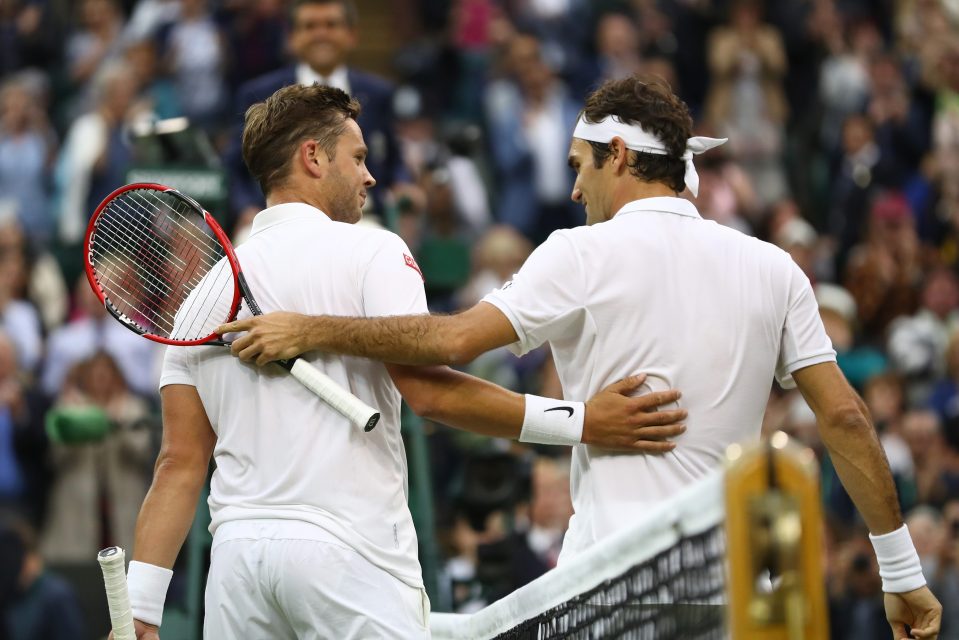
[544, 406, 574, 418]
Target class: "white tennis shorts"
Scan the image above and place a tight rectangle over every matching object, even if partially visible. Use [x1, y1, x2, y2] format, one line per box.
[204, 521, 430, 639]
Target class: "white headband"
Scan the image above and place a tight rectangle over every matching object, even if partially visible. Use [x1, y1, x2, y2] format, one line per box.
[572, 115, 727, 197]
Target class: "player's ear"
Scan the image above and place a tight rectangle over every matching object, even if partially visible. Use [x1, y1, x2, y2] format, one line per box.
[300, 139, 327, 179]
[609, 137, 629, 174]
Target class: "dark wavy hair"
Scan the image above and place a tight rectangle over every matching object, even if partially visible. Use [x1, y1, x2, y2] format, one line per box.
[581, 75, 693, 192]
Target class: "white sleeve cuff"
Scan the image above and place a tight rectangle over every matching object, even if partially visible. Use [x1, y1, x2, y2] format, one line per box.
[127, 561, 173, 627]
[868, 524, 926, 593]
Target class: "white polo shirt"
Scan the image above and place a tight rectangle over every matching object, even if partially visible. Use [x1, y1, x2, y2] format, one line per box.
[160, 203, 428, 589]
[483, 197, 836, 561]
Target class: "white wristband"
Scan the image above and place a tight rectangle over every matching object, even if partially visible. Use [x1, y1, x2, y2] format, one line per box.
[868, 524, 926, 593]
[127, 561, 173, 627]
[519, 394, 584, 446]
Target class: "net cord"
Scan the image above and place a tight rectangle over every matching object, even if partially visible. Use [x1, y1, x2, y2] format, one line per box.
[430, 470, 724, 640]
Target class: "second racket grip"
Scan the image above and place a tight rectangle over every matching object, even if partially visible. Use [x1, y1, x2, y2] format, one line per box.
[278, 358, 381, 432]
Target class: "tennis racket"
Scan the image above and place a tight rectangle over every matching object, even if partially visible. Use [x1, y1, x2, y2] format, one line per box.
[83, 183, 380, 431]
[98, 546, 135, 640]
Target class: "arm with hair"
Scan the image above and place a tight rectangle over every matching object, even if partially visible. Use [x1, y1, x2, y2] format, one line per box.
[793, 363, 941, 639]
[220, 302, 511, 367]
[793, 363, 900, 533]
[133, 385, 215, 569]
[389, 364, 685, 451]
[123, 385, 215, 639]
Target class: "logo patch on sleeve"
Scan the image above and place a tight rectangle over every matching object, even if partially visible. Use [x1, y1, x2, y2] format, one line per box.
[403, 253, 424, 281]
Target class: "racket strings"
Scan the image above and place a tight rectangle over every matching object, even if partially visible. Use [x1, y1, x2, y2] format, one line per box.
[94, 193, 214, 322]
[89, 188, 235, 340]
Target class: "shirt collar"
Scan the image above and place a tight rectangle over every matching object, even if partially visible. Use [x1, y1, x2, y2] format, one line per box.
[250, 203, 331, 235]
[296, 63, 350, 94]
[612, 196, 702, 220]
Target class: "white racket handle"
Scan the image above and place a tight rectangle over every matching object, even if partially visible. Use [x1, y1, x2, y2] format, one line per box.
[98, 547, 136, 640]
[288, 358, 380, 431]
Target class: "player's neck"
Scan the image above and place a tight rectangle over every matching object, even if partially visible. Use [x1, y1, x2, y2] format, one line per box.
[265, 189, 326, 213]
[608, 180, 678, 218]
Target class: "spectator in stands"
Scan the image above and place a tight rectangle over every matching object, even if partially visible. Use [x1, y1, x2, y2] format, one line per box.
[828, 532, 893, 639]
[929, 41, 959, 254]
[815, 283, 887, 390]
[42, 276, 159, 400]
[0, 76, 55, 247]
[483, 32, 580, 242]
[843, 192, 922, 343]
[123, 0, 179, 43]
[593, 12, 643, 82]
[688, 148, 758, 234]
[523, 456, 571, 570]
[0, 330, 48, 529]
[123, 38, 180, 122]
[2, 514, 85, 639]
[817, 18, 881, 155]
[0, 236, 40, 374]
[53, 60, 146, 245]
[41, 352, 153, 563]
[221, 0, 289, 93]
[457, 225, 532, 309]
[0, 0, 55, 77]
[866, 54, 932, 186]
[0, 211, 67, 334]
[902, 409, 959, 507]
[928, 331, 959, 445]
[887, 266, 959, 404]
[927, 499, 959, 638]
[157, 0, 227, 132]
[0, 333, 24, 515]
[229, 0, 406, 229]
[64, 0, 127, 119]
[705, 0, 790, 207]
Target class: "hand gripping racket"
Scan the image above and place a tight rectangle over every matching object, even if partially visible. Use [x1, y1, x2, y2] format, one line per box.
[98, 546, 136, 640]
[83, 183, 380, 431]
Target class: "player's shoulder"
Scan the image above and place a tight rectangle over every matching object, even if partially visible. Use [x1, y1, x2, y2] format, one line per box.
[335, 221, 411, 257]
[742, 232, 795, 268]
[703, 219, 794, 265]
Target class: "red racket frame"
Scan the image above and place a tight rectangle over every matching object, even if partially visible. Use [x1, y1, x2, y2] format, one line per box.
[83, 182, 244, 346]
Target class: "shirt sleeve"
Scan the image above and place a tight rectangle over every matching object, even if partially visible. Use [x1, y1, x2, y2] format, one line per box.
[775, 261, 837, 389]
[159, 344, 195, 389]
[360, 232, 429, 317]
[481, 231, 585, 356]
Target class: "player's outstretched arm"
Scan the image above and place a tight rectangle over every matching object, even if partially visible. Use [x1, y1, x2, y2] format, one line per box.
[793, 363, 942, 639]
[388, 366, 686, 452]
[217, 302, 516, 367]
[125, 385, 216, 635]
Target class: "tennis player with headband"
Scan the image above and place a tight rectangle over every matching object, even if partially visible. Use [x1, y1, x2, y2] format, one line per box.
[119, 83, 688, 640]
[221, 75, 942, 638]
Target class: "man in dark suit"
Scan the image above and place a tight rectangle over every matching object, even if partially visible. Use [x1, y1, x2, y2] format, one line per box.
[228, 0, 405, 228]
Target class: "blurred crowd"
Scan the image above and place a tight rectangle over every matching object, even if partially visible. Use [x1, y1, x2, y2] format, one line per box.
[0, 0, 958, 638]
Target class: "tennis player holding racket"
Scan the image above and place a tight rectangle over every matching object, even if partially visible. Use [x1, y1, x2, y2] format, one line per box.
[120, 83, 687, 640]
[222, 76, 942, 638]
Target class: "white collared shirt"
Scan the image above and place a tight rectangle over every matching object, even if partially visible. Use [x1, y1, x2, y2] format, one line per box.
[296, 63, 350, 94]
[160, 203, 428, 588]
[483, 196, 835, 560]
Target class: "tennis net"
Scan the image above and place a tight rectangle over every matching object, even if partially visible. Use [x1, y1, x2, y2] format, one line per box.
[430, 470, 727, 640]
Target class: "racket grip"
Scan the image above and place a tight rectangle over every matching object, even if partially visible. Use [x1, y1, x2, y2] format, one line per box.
[98, 547, 136, 640]
[287, 358, 381, 431]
